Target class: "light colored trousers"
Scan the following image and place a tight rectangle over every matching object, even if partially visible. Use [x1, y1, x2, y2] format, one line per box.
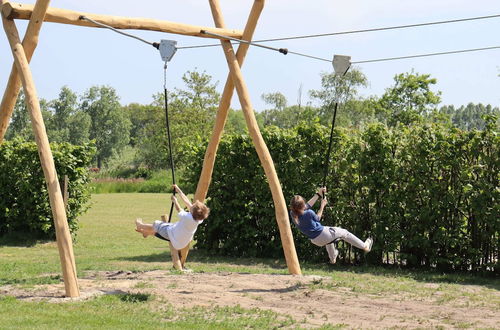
[311, 226, 365, 261]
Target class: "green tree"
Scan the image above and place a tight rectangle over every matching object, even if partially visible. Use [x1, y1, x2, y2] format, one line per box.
[47, 86, 77, 142]
[309, 68, 368, 127]
[67, 110, 91, 145]
[342, 97, 379, 129]
[258, 105, 320, 129]
[5, 91, 32, 141]
[122, 102, 157, 146]
[44, 86, 91, 145]
[439, 103, 499, 130]
[261, 92, 287, 111]
[378, 71, 441, 126]
[5, 91, 51, 141]
[136, 70, 220, 169]
[80, 85, 131, 168]
[225, 109, 247, 134]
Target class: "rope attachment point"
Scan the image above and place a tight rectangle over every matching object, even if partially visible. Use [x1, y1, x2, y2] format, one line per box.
[332, 55, 351, 75]
[158, 40, 178, 63]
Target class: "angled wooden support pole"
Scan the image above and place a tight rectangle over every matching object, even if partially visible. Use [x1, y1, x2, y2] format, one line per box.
[0, 0, 49, 142]
[2, 15, 79, 297]
[194, 0, 264, 202]
[180, 0, 265, 269]
[205, 0, 302, 275]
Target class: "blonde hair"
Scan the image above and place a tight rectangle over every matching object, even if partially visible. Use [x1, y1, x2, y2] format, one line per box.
[289, 195, 306, 225]
[190, 200, 210, 221]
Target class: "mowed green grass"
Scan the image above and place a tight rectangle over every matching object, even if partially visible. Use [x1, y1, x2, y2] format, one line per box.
[0, 194, 298, 329]
[0, 194, 175, 286]
[1, 193, 499, 329]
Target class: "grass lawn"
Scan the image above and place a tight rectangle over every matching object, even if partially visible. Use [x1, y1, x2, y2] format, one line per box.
[0, 193, 498, 329]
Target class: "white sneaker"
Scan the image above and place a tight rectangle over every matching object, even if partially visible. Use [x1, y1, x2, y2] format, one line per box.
[330, 246, 339, 264]
[364, 238, 373, 252]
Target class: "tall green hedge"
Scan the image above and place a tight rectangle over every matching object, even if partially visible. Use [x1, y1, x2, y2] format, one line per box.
[0, 140, 95, 240]
[183, 118, 498, 272]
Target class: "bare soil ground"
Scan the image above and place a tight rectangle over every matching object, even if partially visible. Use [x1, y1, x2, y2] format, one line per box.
[1, 270, 498, 329]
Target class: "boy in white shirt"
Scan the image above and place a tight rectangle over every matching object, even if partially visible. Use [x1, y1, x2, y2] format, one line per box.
[135, 184, 210, 250]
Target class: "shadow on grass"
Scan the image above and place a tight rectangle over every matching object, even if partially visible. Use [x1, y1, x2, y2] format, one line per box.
[118, 292, 152, 303]
[115, 249, 287, 270]
[232, 283, 304, 294]
[0, 275, 61, 286]
[115, 251, 171, 263]
[0, 235, 53, 248]
[187, 250, 288, 269]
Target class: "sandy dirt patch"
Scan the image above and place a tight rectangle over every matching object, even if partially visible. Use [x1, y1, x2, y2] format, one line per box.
[1, 270, 498, 328]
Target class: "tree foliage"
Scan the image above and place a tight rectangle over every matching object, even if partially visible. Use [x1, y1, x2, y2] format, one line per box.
[309, 68, 368, 126]
[258, 105, 320, 129]
[80, 85, 131, 168]
[378, 71, 441, 126]
[136, 70, 220, 169]
[439, 103, 500, 130]
[5, 91, 50, 141]
[261, 92, 287, 111]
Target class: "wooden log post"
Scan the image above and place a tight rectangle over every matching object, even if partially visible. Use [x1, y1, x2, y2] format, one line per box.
[0, 0, 50, 142]
[160, 215, 182, 270]
[206, 0, 302, 275]
[194, 0, 264, 202]
[2, 2, 243, 39]
[179, 0, 265, 269]
[2, 16, 80, 297]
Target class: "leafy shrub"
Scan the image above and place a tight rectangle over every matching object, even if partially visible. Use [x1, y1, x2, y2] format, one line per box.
[0, 140, 95, 240]
[184, 119, 498, 272]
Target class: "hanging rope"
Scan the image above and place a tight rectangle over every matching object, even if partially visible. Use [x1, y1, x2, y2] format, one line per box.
[321, 64, 351, 197]
[322, 102, 339, 189]
[163, 63, 177, 222]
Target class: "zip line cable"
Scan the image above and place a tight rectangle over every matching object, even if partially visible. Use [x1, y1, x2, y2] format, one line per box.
[178, 13, 500, 49]
[79, 16, 500, 67]
[352, 45, 500, 64]
[239, 44, 500, 65]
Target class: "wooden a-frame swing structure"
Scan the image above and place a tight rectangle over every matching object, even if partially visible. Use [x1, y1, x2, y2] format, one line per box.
[0, 0, 302, 297]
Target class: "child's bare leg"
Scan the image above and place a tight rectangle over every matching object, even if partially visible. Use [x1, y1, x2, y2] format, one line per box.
[135, 219, 156, 238]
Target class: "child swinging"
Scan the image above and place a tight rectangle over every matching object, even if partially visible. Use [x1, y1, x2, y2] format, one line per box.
[290, 187, 372, 264]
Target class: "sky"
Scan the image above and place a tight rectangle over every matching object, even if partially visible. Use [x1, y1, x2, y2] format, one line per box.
[1, 0, 499, 111]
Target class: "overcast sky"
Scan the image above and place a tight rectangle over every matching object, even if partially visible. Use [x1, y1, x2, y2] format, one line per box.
[1, 0, 499, 111]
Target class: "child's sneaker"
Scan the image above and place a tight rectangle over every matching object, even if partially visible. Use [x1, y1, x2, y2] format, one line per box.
[364, 238, 373, 252]
[330, 246, 339, 264]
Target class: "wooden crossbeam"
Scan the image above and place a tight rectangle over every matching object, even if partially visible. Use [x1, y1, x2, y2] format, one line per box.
[2, 2, 244, 39]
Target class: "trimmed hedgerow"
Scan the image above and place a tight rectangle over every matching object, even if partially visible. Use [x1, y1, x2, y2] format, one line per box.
[183, 118, 498, 273]
[0, 140, 95, 240]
